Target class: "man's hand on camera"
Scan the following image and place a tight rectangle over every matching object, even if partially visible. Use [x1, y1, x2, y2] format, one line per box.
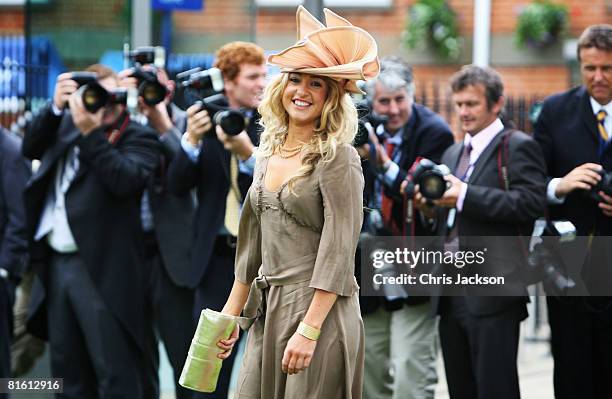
[432, 174, 463, 209]
[185, 103, 211, 146]
[409, 184, 436, 218]
[555, 163, 602, 198]
[118, 69, 138, 90]
[69, 90, 103, 136]
[369, 133, 391, 169]
[141, 100, 173, 135]
[216, 125, 254, 160]
[53, 73, 78, 110]
[598, 191, 612, 217]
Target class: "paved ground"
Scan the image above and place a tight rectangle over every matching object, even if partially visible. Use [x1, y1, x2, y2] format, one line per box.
[13, 300, 556, 399]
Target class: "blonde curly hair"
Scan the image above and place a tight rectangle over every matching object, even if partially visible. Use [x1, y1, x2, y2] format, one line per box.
[257, 73, 358, 192]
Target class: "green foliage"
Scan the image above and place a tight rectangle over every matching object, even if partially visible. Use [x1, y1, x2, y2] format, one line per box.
[515, 0, 569, 49]
[403, 0, 462, 61]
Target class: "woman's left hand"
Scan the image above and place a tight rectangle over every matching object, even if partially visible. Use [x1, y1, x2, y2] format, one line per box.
[281, 332, 317, 375]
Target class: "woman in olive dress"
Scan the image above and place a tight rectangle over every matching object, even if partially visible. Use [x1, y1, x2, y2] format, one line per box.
[215, 6, 379, 399]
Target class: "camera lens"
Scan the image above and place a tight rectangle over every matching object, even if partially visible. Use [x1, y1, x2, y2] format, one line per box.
[214, 110, 247, 136]
[81, 83, 108, 113]
[139, 81, 167, 106]
[419, 172, 447, 200]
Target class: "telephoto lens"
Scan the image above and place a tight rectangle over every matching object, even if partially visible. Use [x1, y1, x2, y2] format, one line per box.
[213, 109, 248, 136]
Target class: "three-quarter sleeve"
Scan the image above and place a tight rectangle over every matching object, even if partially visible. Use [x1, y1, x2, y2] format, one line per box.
[234, 187, 262, 285]
[310, 144, 364, 296]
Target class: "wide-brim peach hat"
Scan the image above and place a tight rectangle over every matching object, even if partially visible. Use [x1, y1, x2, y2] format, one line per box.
[267, 5, 380, 94]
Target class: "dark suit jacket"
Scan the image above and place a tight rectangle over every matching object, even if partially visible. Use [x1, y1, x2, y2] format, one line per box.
[0, 129, 30, 281]
[533, 86, 612, 298]
[147, 105, 195, 288]
[22, 105, 160, 347]
[167, 111, 260, 289]
[360, 103, 454, 314]
[534, 86, 612, 235]
[432, 127, 546, 317]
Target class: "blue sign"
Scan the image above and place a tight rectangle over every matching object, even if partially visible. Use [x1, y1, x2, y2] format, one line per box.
[152, 0, 203, 11]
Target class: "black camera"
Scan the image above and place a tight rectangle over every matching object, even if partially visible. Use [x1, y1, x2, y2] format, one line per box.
[70, 71, 98, 87]
[589, 169, 612, 202]
[527, 220, 576, 292]
[123, 46, 168, 106]
[353, 99, 389, 147]
[403, 158, 450, 200]
[180, 68, 248, 136]
[128, 67, 168, 106]
[179, 67, 224, 98]
[61, 72, 98, 109]
[80, 82, 134, 113]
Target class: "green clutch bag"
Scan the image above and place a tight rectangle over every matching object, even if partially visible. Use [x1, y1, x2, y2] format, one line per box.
[179, 308, 237, 393]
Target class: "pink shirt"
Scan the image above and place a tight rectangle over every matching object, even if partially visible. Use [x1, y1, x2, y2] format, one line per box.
[456, 118, 505, 211]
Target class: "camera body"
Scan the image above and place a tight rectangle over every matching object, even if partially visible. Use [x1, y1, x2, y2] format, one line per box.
[128, 67, 168, 106]
[589, 169, 612, 202]
[180, 68, 248, 136]
[124, 46, 168, 106]
[71, 71, 98, 88]
[403, 158, 450, 200]
[127, 46, 166, 69]
[353, 99, 389, 147]
[80, 82, 136, 113]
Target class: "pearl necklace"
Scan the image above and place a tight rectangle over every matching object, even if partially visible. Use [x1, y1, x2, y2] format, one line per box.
[278, 143, 304, 159]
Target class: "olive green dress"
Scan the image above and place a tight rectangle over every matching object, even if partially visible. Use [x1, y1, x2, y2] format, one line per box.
[233, 144, 365, 399]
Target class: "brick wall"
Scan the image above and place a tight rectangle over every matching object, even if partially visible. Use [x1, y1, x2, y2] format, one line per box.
[249, 0, 609, 37]
[491, 0, 609, 35]
[413, 65, 570, 97]
[0, 8, 24, 34]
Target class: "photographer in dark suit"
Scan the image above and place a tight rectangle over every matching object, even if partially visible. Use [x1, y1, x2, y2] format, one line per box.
[533, 24, 612, 399]
[0, 127, 30, 398]
[23, 64, 160, 398]
[426, 65, 546, 399]
[358, 57, 453, 399]
[120, 63, 196, 399]
[167, 41, 266, 399]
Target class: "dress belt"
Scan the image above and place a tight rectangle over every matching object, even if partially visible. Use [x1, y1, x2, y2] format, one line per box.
[237, 253, 317, 330]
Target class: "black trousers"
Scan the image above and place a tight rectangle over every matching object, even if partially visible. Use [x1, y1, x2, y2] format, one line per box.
[144, 235, 195, 399]
[547, 296, 612, 399]
[47, 252, 145, 399]
[193, 236, 243, 399]
[0, 277, 15, 399]
[439, 297, 524, 399]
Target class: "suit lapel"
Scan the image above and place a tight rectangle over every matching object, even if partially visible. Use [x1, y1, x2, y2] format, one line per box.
[33, 116, 81, 181]
[467, 130, 506, 184]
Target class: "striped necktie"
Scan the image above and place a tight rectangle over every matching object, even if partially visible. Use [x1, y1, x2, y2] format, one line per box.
[597, 110, 609, 142]
[224, 154, 241, 237]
